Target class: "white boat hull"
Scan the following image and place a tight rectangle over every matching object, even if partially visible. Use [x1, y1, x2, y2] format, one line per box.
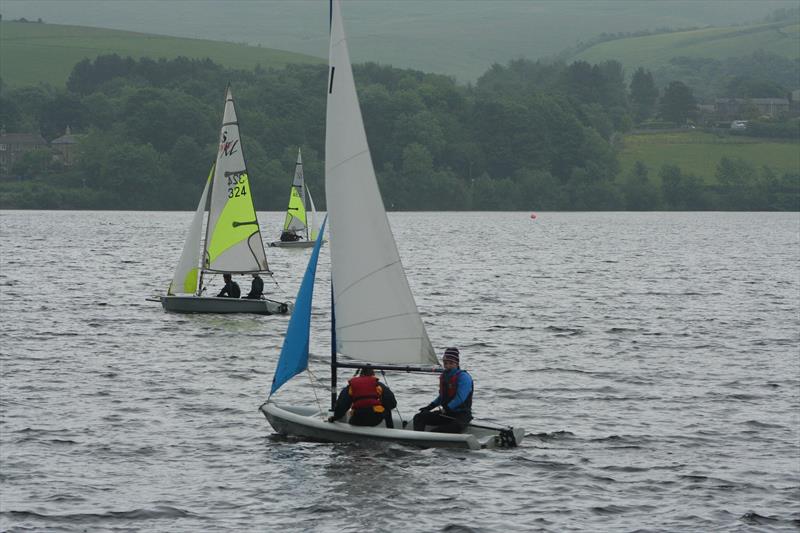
[261, 402, 524, 450]
[268, 240, 326, 249]
[160, 295, 291, 315]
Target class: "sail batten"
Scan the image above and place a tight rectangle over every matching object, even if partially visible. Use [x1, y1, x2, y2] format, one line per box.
[338, 336, 430, 344]
[333, 260, 401, 298]
[337, 311, 423, 330]
[326, 148, 370, 173]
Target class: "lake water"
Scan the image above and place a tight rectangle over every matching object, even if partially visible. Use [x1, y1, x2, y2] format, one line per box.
[1, 211, 798, 531]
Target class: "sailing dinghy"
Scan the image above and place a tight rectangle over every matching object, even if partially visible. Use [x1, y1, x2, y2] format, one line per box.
[269, 149, 324, 249]
[160, 86, 292, 315]
[260, 0, 523, 449]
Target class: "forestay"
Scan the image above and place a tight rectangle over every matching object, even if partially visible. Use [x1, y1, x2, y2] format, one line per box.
[325, 0, 437, 366]
[205, 86, 270, 274]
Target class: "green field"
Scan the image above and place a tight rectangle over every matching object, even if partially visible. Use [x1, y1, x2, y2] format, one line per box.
[618, 131, 800, 181]
[573, 21, 799, 72]
[0, 21, 323, 88]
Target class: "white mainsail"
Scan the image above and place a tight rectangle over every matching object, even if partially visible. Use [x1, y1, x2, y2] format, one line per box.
[204, 86, 270, 273]
[325, 0, 437, 366]
[168, 167, 212, 295]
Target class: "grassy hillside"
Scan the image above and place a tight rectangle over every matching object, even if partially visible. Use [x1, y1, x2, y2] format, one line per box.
[572, 20, 799, 74]
[2, 0, 797, 81]
[0, 21, 323, 88]
[618, 130, 800, 182]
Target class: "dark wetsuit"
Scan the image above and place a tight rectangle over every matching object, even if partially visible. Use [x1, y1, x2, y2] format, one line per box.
[280, 231, 301, 242]
[245, 276, 264, 299]
[217, 280, 240, 298]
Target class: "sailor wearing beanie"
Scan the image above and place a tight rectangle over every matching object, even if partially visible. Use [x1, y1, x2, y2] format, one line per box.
[412, 347, 474, 433]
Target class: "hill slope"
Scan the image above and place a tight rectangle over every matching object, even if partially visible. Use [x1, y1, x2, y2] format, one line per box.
[1, 0, 797, 81]
[570, 20, 799, 74]
[0, 21, 323, 88]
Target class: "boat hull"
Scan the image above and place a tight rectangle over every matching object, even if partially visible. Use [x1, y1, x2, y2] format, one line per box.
[268, 240, 324, 248]
[160, 295, 291, 315]
[261, 402, 523, 450]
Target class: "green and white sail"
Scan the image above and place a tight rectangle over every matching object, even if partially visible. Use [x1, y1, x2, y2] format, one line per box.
[204, 86, 270, 274]
[325, 0, 437, 366]
[283, 149, 309, 238]
[168, 165, 213, 295]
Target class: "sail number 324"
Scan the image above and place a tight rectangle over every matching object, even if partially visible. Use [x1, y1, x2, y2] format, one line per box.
[226, 172, 248, 198]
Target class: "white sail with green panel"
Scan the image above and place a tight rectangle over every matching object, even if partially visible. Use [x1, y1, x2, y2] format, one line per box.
[283, 149, 309, 238]
[204, 86, 270, 274]
[159, 84, 292, 316]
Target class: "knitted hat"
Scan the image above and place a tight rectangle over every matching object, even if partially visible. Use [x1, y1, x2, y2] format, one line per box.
[442, 347, 460, 365]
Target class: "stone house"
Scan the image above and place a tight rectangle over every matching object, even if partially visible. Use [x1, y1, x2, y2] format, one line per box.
[714, 98, 790, 119]
[51, 126, 82, 166]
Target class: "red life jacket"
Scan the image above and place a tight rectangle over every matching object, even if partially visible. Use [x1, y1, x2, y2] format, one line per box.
[348, 376, 384, 412]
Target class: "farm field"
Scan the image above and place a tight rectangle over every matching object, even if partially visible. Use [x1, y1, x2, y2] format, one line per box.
[617, 130, 800, 181]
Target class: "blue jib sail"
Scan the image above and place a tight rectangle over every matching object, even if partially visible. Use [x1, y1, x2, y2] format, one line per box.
[270, 216, 327, 396]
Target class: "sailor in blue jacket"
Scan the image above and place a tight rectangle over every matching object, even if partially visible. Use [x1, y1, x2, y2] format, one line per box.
[413, 347, 474, 433]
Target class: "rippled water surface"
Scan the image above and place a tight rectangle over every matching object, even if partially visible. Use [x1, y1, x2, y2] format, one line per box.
[1, 211, 799, 531]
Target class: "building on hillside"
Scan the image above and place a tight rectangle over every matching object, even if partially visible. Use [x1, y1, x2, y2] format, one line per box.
[697, 103, 715, 120]
[0, 130, 48, 178]
[714, 97, 790, 119]
[791, 90, 800, 114]
[51, 126, 82, 166]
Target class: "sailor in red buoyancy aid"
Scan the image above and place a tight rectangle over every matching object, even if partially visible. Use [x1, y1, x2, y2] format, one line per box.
[413, 347, 474, 433]
[328, 366, 397, 427]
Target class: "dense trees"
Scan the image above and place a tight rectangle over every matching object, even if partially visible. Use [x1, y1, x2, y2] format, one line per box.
[659, 81, 697, 124]
[0, 54, 797, 211]
[629, 68, 659, 122]
[652, 51, 798, 102]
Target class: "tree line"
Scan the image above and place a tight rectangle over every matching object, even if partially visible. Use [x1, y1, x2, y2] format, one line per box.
[0, 53, 797, 210]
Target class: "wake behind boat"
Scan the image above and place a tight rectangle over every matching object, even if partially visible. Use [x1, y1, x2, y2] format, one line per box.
[269, 149, 324, 249]
[259, 0, 522, 450]
[159, 85, 292, 315]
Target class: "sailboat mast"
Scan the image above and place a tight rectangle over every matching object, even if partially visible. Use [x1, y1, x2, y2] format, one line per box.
[328, 0, 337, 413]
[199, 161, 216, 296]
[330, 283, 338, 412]
[304, 185, 311, 241]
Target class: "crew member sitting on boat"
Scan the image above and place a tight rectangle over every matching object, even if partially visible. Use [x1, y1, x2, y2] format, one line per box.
[217, 273, 241, 298]
[280, 229, 301, 242]
[328, 367, 397, 428]
[245, 273, 264, 299]
[413, 347, 473, 433]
